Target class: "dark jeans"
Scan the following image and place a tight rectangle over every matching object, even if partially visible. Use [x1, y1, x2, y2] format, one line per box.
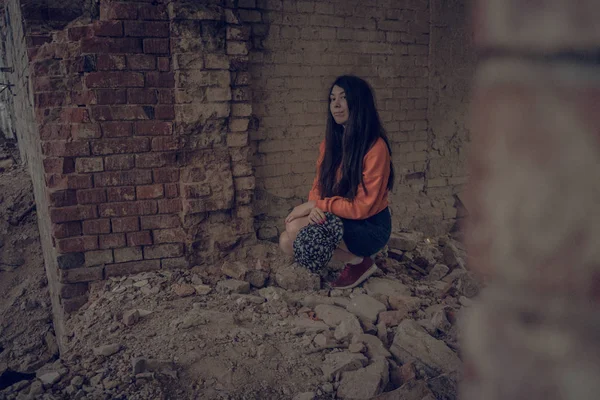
[340, 207, 392, 257]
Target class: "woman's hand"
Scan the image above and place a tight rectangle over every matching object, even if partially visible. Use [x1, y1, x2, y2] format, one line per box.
[285, 202, 315, 224]
[308, 207, 326, 225]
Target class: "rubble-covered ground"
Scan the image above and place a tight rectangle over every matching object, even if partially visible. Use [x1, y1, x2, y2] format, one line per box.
[0, 145, 481, 400]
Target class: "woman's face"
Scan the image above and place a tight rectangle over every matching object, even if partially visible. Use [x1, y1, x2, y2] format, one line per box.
[330, 85, 349, 126]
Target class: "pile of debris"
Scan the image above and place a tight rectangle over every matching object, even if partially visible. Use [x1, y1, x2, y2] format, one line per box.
[1, 226, 480, 399]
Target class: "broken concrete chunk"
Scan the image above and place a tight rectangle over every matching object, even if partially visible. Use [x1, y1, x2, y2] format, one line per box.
[346, 294, 387, 323]
[388, 295, 421, 313]
[221, 261, 248, 280]
[364, 278, 411, 298]
[352, 334, 391, 360]
[388, 233, 420, 251]
[93, 343, 122, 357]
[246, 270, 268, 288]
[334, 315, 363, 341]
[337, 359, 389, 399]
[426, 263, 449, 281]
[321, 352, 368, 380]
[172, 283, 196, 297]
[315, 304, 355, 327]
[275, 263, 321, 291]
[378, 310, 408, 327]
[194, 284, 212, 295]
[291, 318, 329, 333]
[390, 320, 460, 376]
[123, 309, 140, 326]
[216, 279, 250, 294]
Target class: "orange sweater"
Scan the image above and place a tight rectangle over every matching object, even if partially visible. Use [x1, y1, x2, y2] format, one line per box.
[308, 138, 391, 220]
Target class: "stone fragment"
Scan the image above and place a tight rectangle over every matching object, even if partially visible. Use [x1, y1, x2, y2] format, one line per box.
[315, 304, 355, 327]
[363, 278, 411, 299]
[93, 343, 122, 357]
[390, 320, 460, 376]
[388, 295, 421, 313]
[216, 279, 250, 294]
[348, 342, 364, 353]
[29, 380, 43, 395]
[293, 392, 315, 400]
[377, 310, 408, 327]
[172, 283, 196, 297]
[246, 270, 268, 288]
[221, 261, 248, 280]
[321, 352, 368, 380]
[371, 379, 435, 400]
[426, 263, 449, 281]
[123, 309, 140, 326]
[334, 315, 363, 341]
[194, 284, 212, 295]
[337, 359, 389, 399]
[346, 295, 387, 323]
[275, 263, 320, 291]
[388, 233, 420, 251]
[291, 318, 329, 333]
[38, 371, 63, 386]
[352, 334, 391, 360]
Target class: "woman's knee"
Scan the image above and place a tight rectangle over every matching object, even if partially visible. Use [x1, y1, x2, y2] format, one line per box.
[285, 217, 308, 237]
[279, 231, 293, 255]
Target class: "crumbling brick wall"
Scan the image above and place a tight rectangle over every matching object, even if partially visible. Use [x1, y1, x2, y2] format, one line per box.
[244, 0, 472, 239]
[0, 0, 257, 346]
[463, 0, 600, 398]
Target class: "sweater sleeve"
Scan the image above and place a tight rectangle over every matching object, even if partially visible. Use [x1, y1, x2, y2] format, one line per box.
[315, 140, 390, 220]
[308, 140, 326, 202]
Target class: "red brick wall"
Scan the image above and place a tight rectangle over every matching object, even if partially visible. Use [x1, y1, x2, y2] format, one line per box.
[463, 0, 600, 398]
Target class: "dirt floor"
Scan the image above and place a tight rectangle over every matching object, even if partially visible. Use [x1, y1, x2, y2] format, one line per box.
[0, 143, 479, 400]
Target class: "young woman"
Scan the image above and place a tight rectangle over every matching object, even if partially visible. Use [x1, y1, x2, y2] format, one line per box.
[279, 75, 394, 289]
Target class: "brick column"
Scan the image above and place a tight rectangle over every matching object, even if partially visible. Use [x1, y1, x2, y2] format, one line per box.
[462, 1, 600, 399]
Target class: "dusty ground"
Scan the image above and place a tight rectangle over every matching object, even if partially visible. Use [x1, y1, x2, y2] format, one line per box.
[0, 144, 480, 400]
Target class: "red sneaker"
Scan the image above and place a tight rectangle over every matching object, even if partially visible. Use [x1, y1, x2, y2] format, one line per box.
[330, 257, 377, 290]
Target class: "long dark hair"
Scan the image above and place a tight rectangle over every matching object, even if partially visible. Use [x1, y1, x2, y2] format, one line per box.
[318, 75, 395, 200]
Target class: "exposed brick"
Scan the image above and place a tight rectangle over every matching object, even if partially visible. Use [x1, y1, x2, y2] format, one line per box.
[143, 38, 170, 54]
[50, 205, 98, 223]
[85, 249, 113, 266]
[151, 137, 180, 151]
[75, 157, 104, 173]
[77, 188, 108, 204]
[59, 282, 89, 299]
[98, 201, 158, 217]
[49, 190, 77, 208]
[124, 21, 170, 37]
[154, 105, 175, 120]
[57, 236, 99, 253]
[59, 266, 104, 284]
[92, 138, 150, 156]
[97, 54, 127, 71]
[114, 246, 143, 263]
[139, 4, 168, 20]
[104, 260, 160, 278]
[157, 89, 174, 104]
[106, 186, 136, 202]
[101, 122, 133, 138]
[53, 221, 83, 239]
[71, 124, 102, 139]
[94, 170, 153, 187]
[128, 89, 158, 104]
[105, 155, 135, 171]
[127, 54, 156, 70]
[96, 89, 127, 105]
[42, 141, 90, 157]
[136, 184, 164, 200]
[153, 228, 186, 244]
[82, 219, 111, 235]
[165, 183, 179, 198]
[134, 121, 172, 136]
[46, 174, 94, 190]
[143, 243, 183, 259]
[85, 72, 144, 88]
[43, 158, 67, 173]
[111, 216, 139, 232]
[100, 1, 139, 20]
[91, 105, 154, 121]
[99, 233, 126, 249]
[94, 21, 124, 37]
[145, 71, 175, 87]
[157, 198, 182, 214]
[68, 26, 92, 41]
[135, 152, 176, 168]
[153, 168, 179, 183]
[57, 252, 85, 270]
[127, 230, 153, 246]
[157, 57, 170, 71]
[140, 214, 180, 230]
